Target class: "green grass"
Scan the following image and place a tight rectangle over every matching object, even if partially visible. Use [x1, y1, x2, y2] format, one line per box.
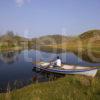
[0, 71, 100, 100]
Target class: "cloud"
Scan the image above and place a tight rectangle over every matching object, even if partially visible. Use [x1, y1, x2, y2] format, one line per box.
[15, 0, 31, 7]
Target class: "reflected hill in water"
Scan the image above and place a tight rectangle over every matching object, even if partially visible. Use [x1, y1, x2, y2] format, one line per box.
[73, 51, 100, 63]
[0, 50, 21, 64]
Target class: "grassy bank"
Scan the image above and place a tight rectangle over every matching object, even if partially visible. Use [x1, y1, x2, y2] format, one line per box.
[0, 71, 100, 100]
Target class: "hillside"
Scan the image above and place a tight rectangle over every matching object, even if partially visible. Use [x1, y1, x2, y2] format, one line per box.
[31, 30, 100, 46]
[1, 29, 100, 47]
[79, 30, 100, 39]
[0, 32, 28, 42]
[31, 34, 77, 46]
[0, 31, 29, 51]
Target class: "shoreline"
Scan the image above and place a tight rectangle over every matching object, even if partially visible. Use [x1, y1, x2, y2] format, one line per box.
[0, 71, 100, 100]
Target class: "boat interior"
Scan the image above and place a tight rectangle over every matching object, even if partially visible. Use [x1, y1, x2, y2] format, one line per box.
[38, 62, 95, 70]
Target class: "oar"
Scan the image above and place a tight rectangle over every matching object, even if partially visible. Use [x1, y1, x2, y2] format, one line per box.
[37, 64, 51, 74]
[32, 61, 51, 73]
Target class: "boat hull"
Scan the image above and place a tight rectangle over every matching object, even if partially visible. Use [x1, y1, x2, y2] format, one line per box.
[37, 67, 97, 77]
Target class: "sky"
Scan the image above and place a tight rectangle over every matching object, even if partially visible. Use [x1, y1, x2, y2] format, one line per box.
[0, 0, 100, 38]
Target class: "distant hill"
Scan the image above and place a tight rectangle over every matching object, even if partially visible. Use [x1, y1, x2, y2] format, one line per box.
[0, 32, 28, 42]
[79, 30, 100, 45]
[30, 30, 100, 47]
[0, 31, 29, 48]
[79, 30, 100, 39]
[32, 34, 77, 45]
[0, 29, 100, 48]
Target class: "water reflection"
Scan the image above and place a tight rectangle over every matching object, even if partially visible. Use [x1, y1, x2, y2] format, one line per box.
[0, 69, 64, 93]
[32, 68, 64, 82]
[0, 49, 100, 93]
[73, 51, 100, 63]
[0, 51, 21, 64]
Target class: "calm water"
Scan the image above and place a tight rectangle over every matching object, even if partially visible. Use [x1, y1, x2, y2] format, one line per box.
[0, 50, 100, 92]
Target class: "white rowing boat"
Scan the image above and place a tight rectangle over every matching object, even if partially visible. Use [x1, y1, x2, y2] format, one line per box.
[35, 62, 98, 77]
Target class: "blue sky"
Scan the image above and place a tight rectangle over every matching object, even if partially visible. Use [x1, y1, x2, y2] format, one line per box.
[0, 0, 100, 38]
